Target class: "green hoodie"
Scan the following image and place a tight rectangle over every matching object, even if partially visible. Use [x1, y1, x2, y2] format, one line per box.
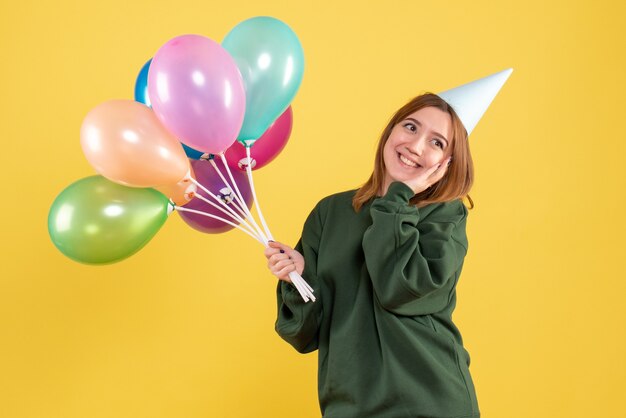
[275, 181, 480, 418]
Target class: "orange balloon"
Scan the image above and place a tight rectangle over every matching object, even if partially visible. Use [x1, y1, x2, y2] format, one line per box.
[154, 163, 197, 206]
[80, 100, 190, 187]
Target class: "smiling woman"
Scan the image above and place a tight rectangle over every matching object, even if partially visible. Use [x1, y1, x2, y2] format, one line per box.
[265, 69, 512, 418]
[356, 92, 474, 210]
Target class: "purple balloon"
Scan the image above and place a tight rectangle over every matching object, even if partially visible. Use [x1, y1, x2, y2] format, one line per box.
[148, 34, 246, 154]
[179, 159, 253, 234]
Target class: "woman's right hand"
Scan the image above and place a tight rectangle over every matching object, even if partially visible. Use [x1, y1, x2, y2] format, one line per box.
[264, 241, 305, 283]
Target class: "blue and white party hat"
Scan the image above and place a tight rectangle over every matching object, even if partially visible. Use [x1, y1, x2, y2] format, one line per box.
[438, 68, 513, 136]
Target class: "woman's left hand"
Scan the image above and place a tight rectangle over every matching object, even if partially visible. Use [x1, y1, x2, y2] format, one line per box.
[404, 157, 451, 194]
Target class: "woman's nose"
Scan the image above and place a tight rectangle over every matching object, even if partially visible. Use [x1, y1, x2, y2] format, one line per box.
[406, 138, 424, 156]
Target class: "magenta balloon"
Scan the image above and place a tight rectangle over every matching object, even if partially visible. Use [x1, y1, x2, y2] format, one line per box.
[225, 106, 293, 171]
[178, 159, 253, 234]
[148, 34, 246, 154]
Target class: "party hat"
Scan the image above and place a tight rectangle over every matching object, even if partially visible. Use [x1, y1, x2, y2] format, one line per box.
[438, 68, 513, 136]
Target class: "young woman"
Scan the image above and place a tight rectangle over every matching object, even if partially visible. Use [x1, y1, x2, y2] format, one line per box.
[265, 69, 511, 417]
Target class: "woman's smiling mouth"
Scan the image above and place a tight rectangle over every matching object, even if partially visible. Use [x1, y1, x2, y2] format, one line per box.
[397, 152, 421, 168]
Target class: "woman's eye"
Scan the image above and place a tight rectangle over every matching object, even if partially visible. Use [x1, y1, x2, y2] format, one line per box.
[433, 139, 444, 148]
[403, 123, 416, 132]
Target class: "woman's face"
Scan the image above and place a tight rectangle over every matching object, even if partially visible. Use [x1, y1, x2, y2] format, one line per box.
[382, 106, 452, 193]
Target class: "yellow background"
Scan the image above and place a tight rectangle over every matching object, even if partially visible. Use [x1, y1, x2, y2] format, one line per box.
[1, 0, 625, 417]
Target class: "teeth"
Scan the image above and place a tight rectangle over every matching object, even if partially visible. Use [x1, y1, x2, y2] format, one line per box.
[399, 153, 419, 167]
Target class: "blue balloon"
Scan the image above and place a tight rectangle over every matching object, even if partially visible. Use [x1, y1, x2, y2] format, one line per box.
[182, 143, 207, 160]
[134, 58, 152, 107]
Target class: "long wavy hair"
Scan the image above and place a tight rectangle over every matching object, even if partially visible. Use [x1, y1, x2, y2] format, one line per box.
[353, 93, 474, 211]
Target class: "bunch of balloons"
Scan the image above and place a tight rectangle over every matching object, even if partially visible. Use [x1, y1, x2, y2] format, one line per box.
[48, 16, 315, 302]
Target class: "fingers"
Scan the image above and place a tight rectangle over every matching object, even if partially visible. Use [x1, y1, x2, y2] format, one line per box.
[270, 256, 297, 280]
[268, 240, 293, 252]
[426, 159, 443, 176]
[264, 246, 281, 258]
[427, 157, 451, 182]
[267, 252, 290, 267]
[264, 241, 292, 258]
[276, 264, 296, 280]
[273, 258, 295, 271]
[265, 240, 299, 282]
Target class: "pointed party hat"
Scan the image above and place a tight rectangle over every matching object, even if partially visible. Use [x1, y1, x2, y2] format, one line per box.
[438, 68, 513, 136]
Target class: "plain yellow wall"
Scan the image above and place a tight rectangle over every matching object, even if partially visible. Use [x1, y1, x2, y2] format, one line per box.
[1, 0, 625, 417]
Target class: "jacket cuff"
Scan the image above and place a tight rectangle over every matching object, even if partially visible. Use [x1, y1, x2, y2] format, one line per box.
[280, 280, 304, 304]
[381, 181, 415, 204]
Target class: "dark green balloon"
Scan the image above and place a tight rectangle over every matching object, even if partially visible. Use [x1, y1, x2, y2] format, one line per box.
[48, 176, 172, 265]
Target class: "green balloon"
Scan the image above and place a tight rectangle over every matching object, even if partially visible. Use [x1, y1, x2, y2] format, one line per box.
[222, 16, 304, 142]
[48, 176, 172, 265]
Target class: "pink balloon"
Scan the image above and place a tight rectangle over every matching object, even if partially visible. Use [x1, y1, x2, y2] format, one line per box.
[148, 34, 246, 154]
[225, 106, 293, 171]
[178, 159, 253, 234]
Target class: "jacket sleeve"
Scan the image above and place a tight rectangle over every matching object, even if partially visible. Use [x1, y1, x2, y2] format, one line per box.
[275, 201, 324, 353]
[362, 181, 469, 316]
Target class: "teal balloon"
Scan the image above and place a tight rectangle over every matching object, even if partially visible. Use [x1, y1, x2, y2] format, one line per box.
[222, 16, 304, 143]
[48, 176, 172, 265]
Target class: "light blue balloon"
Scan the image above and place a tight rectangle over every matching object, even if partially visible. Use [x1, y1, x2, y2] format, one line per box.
[134, 58, 152, 107]
[222, 16, 304, 143]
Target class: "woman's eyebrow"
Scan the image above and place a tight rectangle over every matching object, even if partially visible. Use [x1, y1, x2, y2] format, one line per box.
[405, 118, 449, 144]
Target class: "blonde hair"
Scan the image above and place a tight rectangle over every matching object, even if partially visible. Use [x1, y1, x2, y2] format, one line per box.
[353, 93, 474, 211]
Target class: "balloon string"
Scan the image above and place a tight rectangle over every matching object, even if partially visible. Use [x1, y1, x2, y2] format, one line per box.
[175, 206, 264, 245]
[293, 269, 315, 294]
[289, 271, 315, 302]
[217, 153, 269, 244]
[245, 146, 273, 241]
[191, 193, 260, 239]
[176, 204, 314, 300]
[238, 147, 315, 301]
[190, 152, 315, 302]
[210, 155, 268, 244]
[289, 272, 310, 302]
[206, 159, 251, 220]
[189, 177, 262, 241]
